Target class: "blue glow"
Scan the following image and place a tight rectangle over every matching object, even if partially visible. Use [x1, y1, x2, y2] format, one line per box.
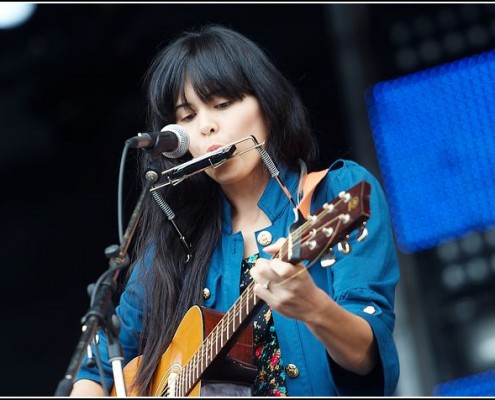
[434, 369, 495, 396]
[367, 49, 495, 253]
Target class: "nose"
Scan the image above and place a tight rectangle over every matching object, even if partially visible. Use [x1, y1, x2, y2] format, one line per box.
[199, 112, 218, 136]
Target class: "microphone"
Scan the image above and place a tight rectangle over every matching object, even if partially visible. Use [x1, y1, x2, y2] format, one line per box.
[126, 124, 190, 158]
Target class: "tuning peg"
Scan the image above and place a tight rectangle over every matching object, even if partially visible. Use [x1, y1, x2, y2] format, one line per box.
[357, 222, 368, 242]
[338, 191, 351, 203]
[319, 248, 336, 267]
[337, 235, 351, 254]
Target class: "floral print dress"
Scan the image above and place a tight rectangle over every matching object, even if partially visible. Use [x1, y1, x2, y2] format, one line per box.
[240, 253, 289, 397]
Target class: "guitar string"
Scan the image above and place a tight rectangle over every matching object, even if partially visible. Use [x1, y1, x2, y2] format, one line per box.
[173, 191, 363, 395]
[271, 218, 344, 289]
[173, 195, 355, 395]
[174, 199, 349, 395]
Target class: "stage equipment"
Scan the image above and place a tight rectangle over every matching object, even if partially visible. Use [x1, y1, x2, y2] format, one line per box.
[366, 48, 495, 253]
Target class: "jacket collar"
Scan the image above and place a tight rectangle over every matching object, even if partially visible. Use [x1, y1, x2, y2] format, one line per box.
[220, 164, 300, 234]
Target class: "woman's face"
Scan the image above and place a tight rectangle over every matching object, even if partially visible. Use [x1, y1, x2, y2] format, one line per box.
[174, 78, 269, 186]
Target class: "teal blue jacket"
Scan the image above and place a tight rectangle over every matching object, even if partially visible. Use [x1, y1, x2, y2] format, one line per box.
[76, 159, 400, 396]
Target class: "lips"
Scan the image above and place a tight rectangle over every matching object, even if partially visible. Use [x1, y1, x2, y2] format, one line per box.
[206, 144, 223, 153]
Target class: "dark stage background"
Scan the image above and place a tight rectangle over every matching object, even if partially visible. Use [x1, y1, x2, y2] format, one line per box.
[1, 3, 495, 396]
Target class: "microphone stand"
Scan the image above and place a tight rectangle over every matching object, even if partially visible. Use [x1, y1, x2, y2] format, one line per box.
[54, 160, 161, 397]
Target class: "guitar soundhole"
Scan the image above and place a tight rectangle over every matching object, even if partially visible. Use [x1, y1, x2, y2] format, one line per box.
[156, 364, 181, 397]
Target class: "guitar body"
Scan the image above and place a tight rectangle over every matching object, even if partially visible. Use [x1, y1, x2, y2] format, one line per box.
[111, 305, 256, 397]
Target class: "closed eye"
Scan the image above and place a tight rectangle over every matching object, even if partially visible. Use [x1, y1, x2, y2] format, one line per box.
[180, 113, 195, 122]
[215, 100, 233, 110]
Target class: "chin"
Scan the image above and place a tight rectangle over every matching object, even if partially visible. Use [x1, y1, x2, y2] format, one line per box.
[211, 168, 249, 186]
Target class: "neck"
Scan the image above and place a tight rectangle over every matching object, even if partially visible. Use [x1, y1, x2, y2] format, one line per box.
[221, 166, 271, 217]
[222, 166, 272, 253]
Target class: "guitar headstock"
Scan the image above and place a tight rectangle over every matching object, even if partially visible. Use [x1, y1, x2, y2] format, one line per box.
[286, 180, 371, 266]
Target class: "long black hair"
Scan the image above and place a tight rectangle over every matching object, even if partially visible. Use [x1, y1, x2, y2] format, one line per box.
[130, 24, 319, 395]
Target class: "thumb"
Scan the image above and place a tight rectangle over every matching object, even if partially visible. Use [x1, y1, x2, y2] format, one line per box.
[262, 237, 287, 254]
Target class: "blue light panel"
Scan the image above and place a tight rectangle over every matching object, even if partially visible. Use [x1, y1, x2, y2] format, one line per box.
[433, 369, 495, 396]
[367, 49, 495, 253]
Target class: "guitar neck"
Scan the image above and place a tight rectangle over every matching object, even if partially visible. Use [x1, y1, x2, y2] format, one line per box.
[176, 180, 370, 396]
[176, 279, 263, 396]
[177, 236, 311, 396]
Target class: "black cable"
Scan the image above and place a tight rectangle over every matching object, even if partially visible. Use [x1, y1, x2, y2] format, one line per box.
[92, 337, 110, 396]
[90, 141, 132, 311]
[118, 142, 131, 245]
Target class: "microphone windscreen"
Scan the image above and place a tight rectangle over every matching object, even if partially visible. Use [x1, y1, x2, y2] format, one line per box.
[161, 124, 190, 159]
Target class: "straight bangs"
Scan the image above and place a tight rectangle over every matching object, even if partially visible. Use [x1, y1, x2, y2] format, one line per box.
[149, 38, 256, 128]
[176, 47, 253, 109]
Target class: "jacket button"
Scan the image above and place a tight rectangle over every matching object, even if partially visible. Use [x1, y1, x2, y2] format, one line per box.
[285, 363, 299, 378]
[363, 305, 376, 314]
[203, 288, 211, 300]
[257, 230, 273, 246]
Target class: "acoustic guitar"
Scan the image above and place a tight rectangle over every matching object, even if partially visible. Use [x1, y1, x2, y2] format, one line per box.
[111, 180, 371, 396]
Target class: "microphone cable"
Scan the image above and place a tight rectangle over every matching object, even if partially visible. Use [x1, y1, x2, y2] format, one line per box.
[88, 140, 132, 308]
[117, 141, 130, 245]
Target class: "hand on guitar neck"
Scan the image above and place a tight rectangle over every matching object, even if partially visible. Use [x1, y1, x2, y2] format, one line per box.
[249, 182, 377, 377]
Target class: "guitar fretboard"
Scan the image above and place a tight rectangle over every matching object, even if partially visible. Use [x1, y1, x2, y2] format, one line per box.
[177, 279, 261, 396]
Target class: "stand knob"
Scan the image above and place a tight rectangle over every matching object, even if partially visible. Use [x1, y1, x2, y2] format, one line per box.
[104, 244, 120, 259]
